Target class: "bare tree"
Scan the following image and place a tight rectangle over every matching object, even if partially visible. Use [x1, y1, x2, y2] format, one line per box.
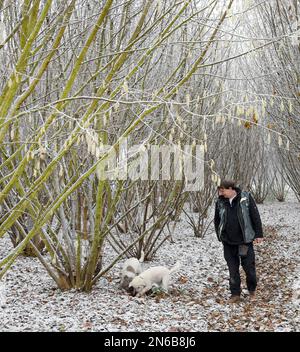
[0, 0, 237, 291]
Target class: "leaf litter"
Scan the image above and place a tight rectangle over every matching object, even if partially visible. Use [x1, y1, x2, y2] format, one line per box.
[0, 196, 299, 331]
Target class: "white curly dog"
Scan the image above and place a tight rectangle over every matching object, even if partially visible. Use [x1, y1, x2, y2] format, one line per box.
[129, 262, 181, 297]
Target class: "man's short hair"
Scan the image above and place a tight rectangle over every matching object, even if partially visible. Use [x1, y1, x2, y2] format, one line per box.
[218, 179, 236, 189]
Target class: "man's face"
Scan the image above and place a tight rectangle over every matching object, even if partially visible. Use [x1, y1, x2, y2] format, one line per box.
[218, 187, 235, 198]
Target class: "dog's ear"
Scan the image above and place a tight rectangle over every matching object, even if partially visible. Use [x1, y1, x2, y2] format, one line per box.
[126, 265, 135, 273]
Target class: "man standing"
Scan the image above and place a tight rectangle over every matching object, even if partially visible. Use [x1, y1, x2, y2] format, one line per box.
[214, 180, 263, 303]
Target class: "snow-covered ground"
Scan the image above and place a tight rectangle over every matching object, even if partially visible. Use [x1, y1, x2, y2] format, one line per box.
[0, 195, 299, 332]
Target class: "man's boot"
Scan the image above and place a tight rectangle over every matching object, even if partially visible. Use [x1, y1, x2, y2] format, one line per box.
[249, 291, 256, 301]
[229, 295, 241, 303]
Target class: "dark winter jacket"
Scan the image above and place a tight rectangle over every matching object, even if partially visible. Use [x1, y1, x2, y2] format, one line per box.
[214, 188, 263, 244]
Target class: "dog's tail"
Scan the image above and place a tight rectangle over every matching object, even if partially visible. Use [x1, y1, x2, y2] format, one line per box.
[139, 250, 145, 263]
[170, 261, 181, 274]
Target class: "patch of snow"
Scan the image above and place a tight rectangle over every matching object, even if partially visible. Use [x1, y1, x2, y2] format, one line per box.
[0, 197, 299, 331]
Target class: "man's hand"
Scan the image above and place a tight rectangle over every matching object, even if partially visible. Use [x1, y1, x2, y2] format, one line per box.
[253, 238, 263, 244]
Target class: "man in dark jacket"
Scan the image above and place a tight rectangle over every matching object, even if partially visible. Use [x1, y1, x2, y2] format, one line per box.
[214, 180, 263, 303]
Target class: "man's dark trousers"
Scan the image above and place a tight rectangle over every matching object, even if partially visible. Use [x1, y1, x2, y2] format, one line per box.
[223, 242, 257, 296]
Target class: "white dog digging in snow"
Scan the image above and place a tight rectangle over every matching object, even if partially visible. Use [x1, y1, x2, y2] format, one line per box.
[119, 250, 145, 292]
[129, 262, 181, 297]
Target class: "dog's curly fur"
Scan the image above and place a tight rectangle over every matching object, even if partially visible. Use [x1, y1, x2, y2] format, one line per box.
[129, 262, 181, 297]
